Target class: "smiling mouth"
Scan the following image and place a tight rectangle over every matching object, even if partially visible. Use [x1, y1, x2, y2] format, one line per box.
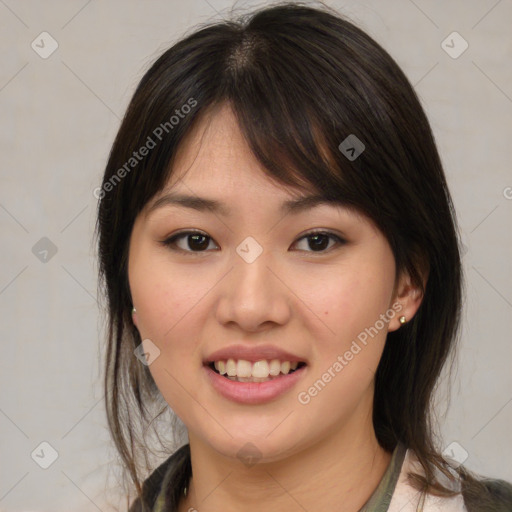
[207, 360, 307, 382]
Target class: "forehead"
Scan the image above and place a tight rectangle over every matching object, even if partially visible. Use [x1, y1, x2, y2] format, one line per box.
[143, 103, 365, 225]
[148, 104, 308, 206]
[168, 104, 274, 187]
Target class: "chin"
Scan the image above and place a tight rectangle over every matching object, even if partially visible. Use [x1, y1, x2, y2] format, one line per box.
[195, 427, 306, 466]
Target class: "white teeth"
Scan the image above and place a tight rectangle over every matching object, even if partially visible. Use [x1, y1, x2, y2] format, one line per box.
[236, 359, 252, 378]
[211, 358, 303, 379]
[217, 360, 226, 375]
[226, 359, 237, 376]
[252, 360, 270, 378]
[269, 359, 281, 376]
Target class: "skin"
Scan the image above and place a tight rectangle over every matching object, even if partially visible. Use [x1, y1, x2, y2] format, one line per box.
[128, 103, 424, 512]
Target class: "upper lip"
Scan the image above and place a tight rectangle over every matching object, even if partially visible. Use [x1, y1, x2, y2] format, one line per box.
[204, 344, 307, 364]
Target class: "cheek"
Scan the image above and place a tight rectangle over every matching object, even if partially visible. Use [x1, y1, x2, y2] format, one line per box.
[295, 261, 394, 346]
[129, 246, 208, 341]
[293, 264, 394, 427]
[128, 248, 207, 415]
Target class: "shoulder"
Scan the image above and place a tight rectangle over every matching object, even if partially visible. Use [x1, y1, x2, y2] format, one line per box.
[389, 447, 512, 512]
[128, 444, 190, 512]
[388, 448, 467, 511]
[460, 474, 512, 512]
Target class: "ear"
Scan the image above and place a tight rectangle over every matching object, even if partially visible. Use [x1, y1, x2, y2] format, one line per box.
[132, 308, 138, 327]
[387, 271, 426, 332]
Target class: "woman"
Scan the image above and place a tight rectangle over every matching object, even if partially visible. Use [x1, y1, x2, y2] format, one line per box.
[95, 3, 512, 511]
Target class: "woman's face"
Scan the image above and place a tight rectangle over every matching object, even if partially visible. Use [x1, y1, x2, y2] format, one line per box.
[128, 104, 407, 463]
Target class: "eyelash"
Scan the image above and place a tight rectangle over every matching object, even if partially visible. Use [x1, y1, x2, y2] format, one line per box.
[160, 229, 346, 255]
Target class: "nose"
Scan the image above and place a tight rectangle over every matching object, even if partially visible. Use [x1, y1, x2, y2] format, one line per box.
[215, 245, 291, 332]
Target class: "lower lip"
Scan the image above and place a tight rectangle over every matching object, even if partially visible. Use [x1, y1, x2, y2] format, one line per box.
[203, 364, 307, 405]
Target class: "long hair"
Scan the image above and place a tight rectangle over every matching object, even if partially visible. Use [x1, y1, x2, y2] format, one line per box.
[94, 2, 489, 507]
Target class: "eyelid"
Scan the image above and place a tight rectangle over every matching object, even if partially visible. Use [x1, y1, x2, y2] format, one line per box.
[160, 229, 218, 254]
[292, 229, 346, 254]
[160, 229, 346, 254]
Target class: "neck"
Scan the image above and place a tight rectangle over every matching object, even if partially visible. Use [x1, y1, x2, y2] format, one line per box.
[179, 408, 392, 512]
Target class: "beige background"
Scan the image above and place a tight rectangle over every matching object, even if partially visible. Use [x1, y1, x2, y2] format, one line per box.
[0, 0, 511, 510]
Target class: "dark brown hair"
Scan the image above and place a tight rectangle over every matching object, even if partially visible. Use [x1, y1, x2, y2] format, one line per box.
[95, 2, 502, 509]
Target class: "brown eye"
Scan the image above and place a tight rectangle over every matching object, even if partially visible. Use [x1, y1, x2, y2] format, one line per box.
[293, 231, 346, 253]
[162, 231, 218, 253]
[161, 229, 345, 255]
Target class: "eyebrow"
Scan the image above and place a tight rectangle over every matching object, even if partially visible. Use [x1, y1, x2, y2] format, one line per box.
[146, 192, 347, 217]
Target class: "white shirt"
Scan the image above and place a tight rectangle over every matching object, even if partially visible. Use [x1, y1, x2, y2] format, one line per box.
[388, 448, 467, 511]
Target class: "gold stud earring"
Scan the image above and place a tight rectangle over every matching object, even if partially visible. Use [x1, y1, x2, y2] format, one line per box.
[399, 316, 406, 325]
